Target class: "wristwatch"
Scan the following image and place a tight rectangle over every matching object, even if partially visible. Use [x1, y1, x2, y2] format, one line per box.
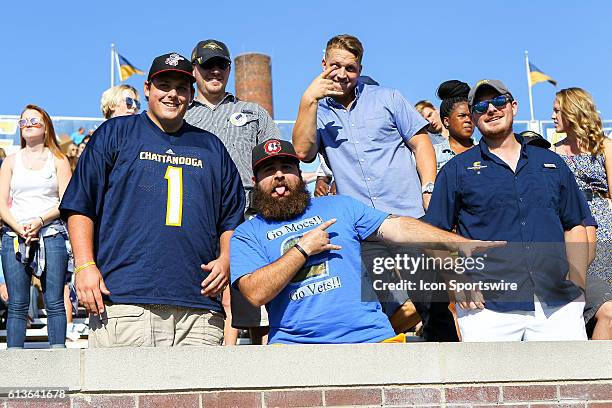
[421, 182, 435, 194]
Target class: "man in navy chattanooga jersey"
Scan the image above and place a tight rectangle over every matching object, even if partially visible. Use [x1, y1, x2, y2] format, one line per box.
[230, 139, 501, 344]
[60, 53, 245, 347]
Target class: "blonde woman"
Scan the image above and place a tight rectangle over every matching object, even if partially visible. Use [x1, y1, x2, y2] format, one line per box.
[100, 84, 140, 119]
[552, 87, 612, 340]
[0, 105, 72, 348]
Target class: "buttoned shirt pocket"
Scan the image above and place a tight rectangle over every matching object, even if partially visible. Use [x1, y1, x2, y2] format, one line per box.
[241, 115, 259, 140]
[459, 173, 513, 212]
[224, 113, 258, 145]
[536, 168, 561, 208]
[361, 113, 396, 142]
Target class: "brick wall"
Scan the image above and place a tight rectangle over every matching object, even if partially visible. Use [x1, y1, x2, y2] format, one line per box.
[3, 382, 611, 408]
[1, 343, 611, 407]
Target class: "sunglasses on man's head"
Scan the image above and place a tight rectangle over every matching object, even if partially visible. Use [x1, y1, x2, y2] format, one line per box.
[125, 97, 141, 111]
[471, 94, 513, 114]
[200, 58, 230, 71]
[18, 117, 43, 128]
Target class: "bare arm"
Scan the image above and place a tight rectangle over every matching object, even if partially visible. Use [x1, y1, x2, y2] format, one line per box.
[586, 226, 597, 267]
[564, 224, 589, 291]
[238, 219, 341, 307]
[369, 215, 505, 256]
[68, 212, 109, 314]
[68, 212, 96, 265]
[22, 156, 73, 243]
[0, 155, 24, 235]
[36, 156, 72, 224]
[292, 65, 342, 162]
[292, 96, 320, 162]
[200, 230, 234, 297]
[407, 130, 437, 210]
[603, 138, 612, 199]
[238, 246, 308, 307]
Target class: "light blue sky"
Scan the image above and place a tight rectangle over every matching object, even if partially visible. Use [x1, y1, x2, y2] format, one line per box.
[2, 1, 610, 123]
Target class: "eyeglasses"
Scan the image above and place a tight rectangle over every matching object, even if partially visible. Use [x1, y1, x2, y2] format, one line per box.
[125, 97, 141, 111]
[471, 94, 513, 114]
[200, 58, 230, 71]
[18, 117, 44, 128]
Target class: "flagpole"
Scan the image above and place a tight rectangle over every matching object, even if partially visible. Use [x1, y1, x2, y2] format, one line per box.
[110, 43, 115, 88]
[115, 51, 122, 83]
[525, 50, 535, 122]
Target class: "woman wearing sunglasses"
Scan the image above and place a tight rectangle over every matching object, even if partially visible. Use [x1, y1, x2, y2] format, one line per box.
[551, 87, 612, 340]
[100, 84, 141, 119]
[0, 105, 72, 348]
[433, 80, 475, 172]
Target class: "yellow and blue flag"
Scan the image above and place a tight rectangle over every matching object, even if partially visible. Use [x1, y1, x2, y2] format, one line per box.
[529, 62, 557, 87]
[117, 53, 144, 81]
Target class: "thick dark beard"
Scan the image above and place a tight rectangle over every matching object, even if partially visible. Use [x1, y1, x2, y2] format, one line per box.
[252, 179, 311, 221]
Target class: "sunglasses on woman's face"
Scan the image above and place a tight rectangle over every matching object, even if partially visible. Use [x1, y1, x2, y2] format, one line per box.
[471, 94, 513, 114]
[125, 97, 141, 111]
[18, 117, 44, 128]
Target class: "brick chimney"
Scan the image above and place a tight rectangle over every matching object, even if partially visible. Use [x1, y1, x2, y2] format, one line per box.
[234, 53, 274, 118]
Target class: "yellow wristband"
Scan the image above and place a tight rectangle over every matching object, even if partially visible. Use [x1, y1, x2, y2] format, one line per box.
[75, 261, 96, 274]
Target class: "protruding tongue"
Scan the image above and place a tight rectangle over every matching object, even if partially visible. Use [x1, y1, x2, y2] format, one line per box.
[275, 186, 286, 196]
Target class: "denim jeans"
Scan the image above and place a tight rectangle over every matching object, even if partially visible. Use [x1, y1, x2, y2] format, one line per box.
[1, 233, 67, 348]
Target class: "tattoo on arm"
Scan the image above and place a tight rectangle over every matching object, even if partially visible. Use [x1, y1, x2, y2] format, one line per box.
[368, 214, 399, 242]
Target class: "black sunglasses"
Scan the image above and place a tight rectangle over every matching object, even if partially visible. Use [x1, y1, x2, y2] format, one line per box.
[472, 94, 513, 114]
[125, 97, 141, 110]
[200, 58, 230, 71]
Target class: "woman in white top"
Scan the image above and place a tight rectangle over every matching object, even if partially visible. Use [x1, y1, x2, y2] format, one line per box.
[0, 105, 72, 348]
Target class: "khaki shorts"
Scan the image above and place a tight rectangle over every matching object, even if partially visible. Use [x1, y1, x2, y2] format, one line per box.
[230, 286, 269, 329]
[88, 303, 224, 348]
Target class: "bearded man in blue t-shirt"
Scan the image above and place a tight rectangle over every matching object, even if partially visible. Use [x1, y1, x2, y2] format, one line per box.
[230, 139, 501, 344]
[60, 53, 245, 348]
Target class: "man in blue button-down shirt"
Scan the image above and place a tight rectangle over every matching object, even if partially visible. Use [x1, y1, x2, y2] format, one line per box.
[292, 35, 436, 216]
[424, 79, 592, 341]
[292, 34, 457, 341]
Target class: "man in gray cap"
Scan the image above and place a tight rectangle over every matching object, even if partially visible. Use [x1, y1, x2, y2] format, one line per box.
[424, 79, 592, 341]
[185, 39, 280, 345]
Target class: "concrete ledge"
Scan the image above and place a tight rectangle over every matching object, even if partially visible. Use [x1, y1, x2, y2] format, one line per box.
[0, 349, 81, 390]
[1, 342, 611, 393]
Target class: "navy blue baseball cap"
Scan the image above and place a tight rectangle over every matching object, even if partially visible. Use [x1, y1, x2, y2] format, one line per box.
[148, 52, 195, 83]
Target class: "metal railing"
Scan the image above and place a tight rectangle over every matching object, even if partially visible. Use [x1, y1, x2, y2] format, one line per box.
[1, 116, 610, 153]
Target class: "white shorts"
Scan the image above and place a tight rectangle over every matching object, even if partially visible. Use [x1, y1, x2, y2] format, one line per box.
[457, 296, 587, 342]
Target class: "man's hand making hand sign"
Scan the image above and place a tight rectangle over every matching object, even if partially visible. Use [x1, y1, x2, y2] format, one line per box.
[292, 57, 360, 162]
[236, 218, 342, 308]
[302, 65, 344, 103]
[296, 218, 342, 257]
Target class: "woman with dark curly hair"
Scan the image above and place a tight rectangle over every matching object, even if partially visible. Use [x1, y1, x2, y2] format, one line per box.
[433, 80, 475, 172]
[552, 87, 612, 339]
